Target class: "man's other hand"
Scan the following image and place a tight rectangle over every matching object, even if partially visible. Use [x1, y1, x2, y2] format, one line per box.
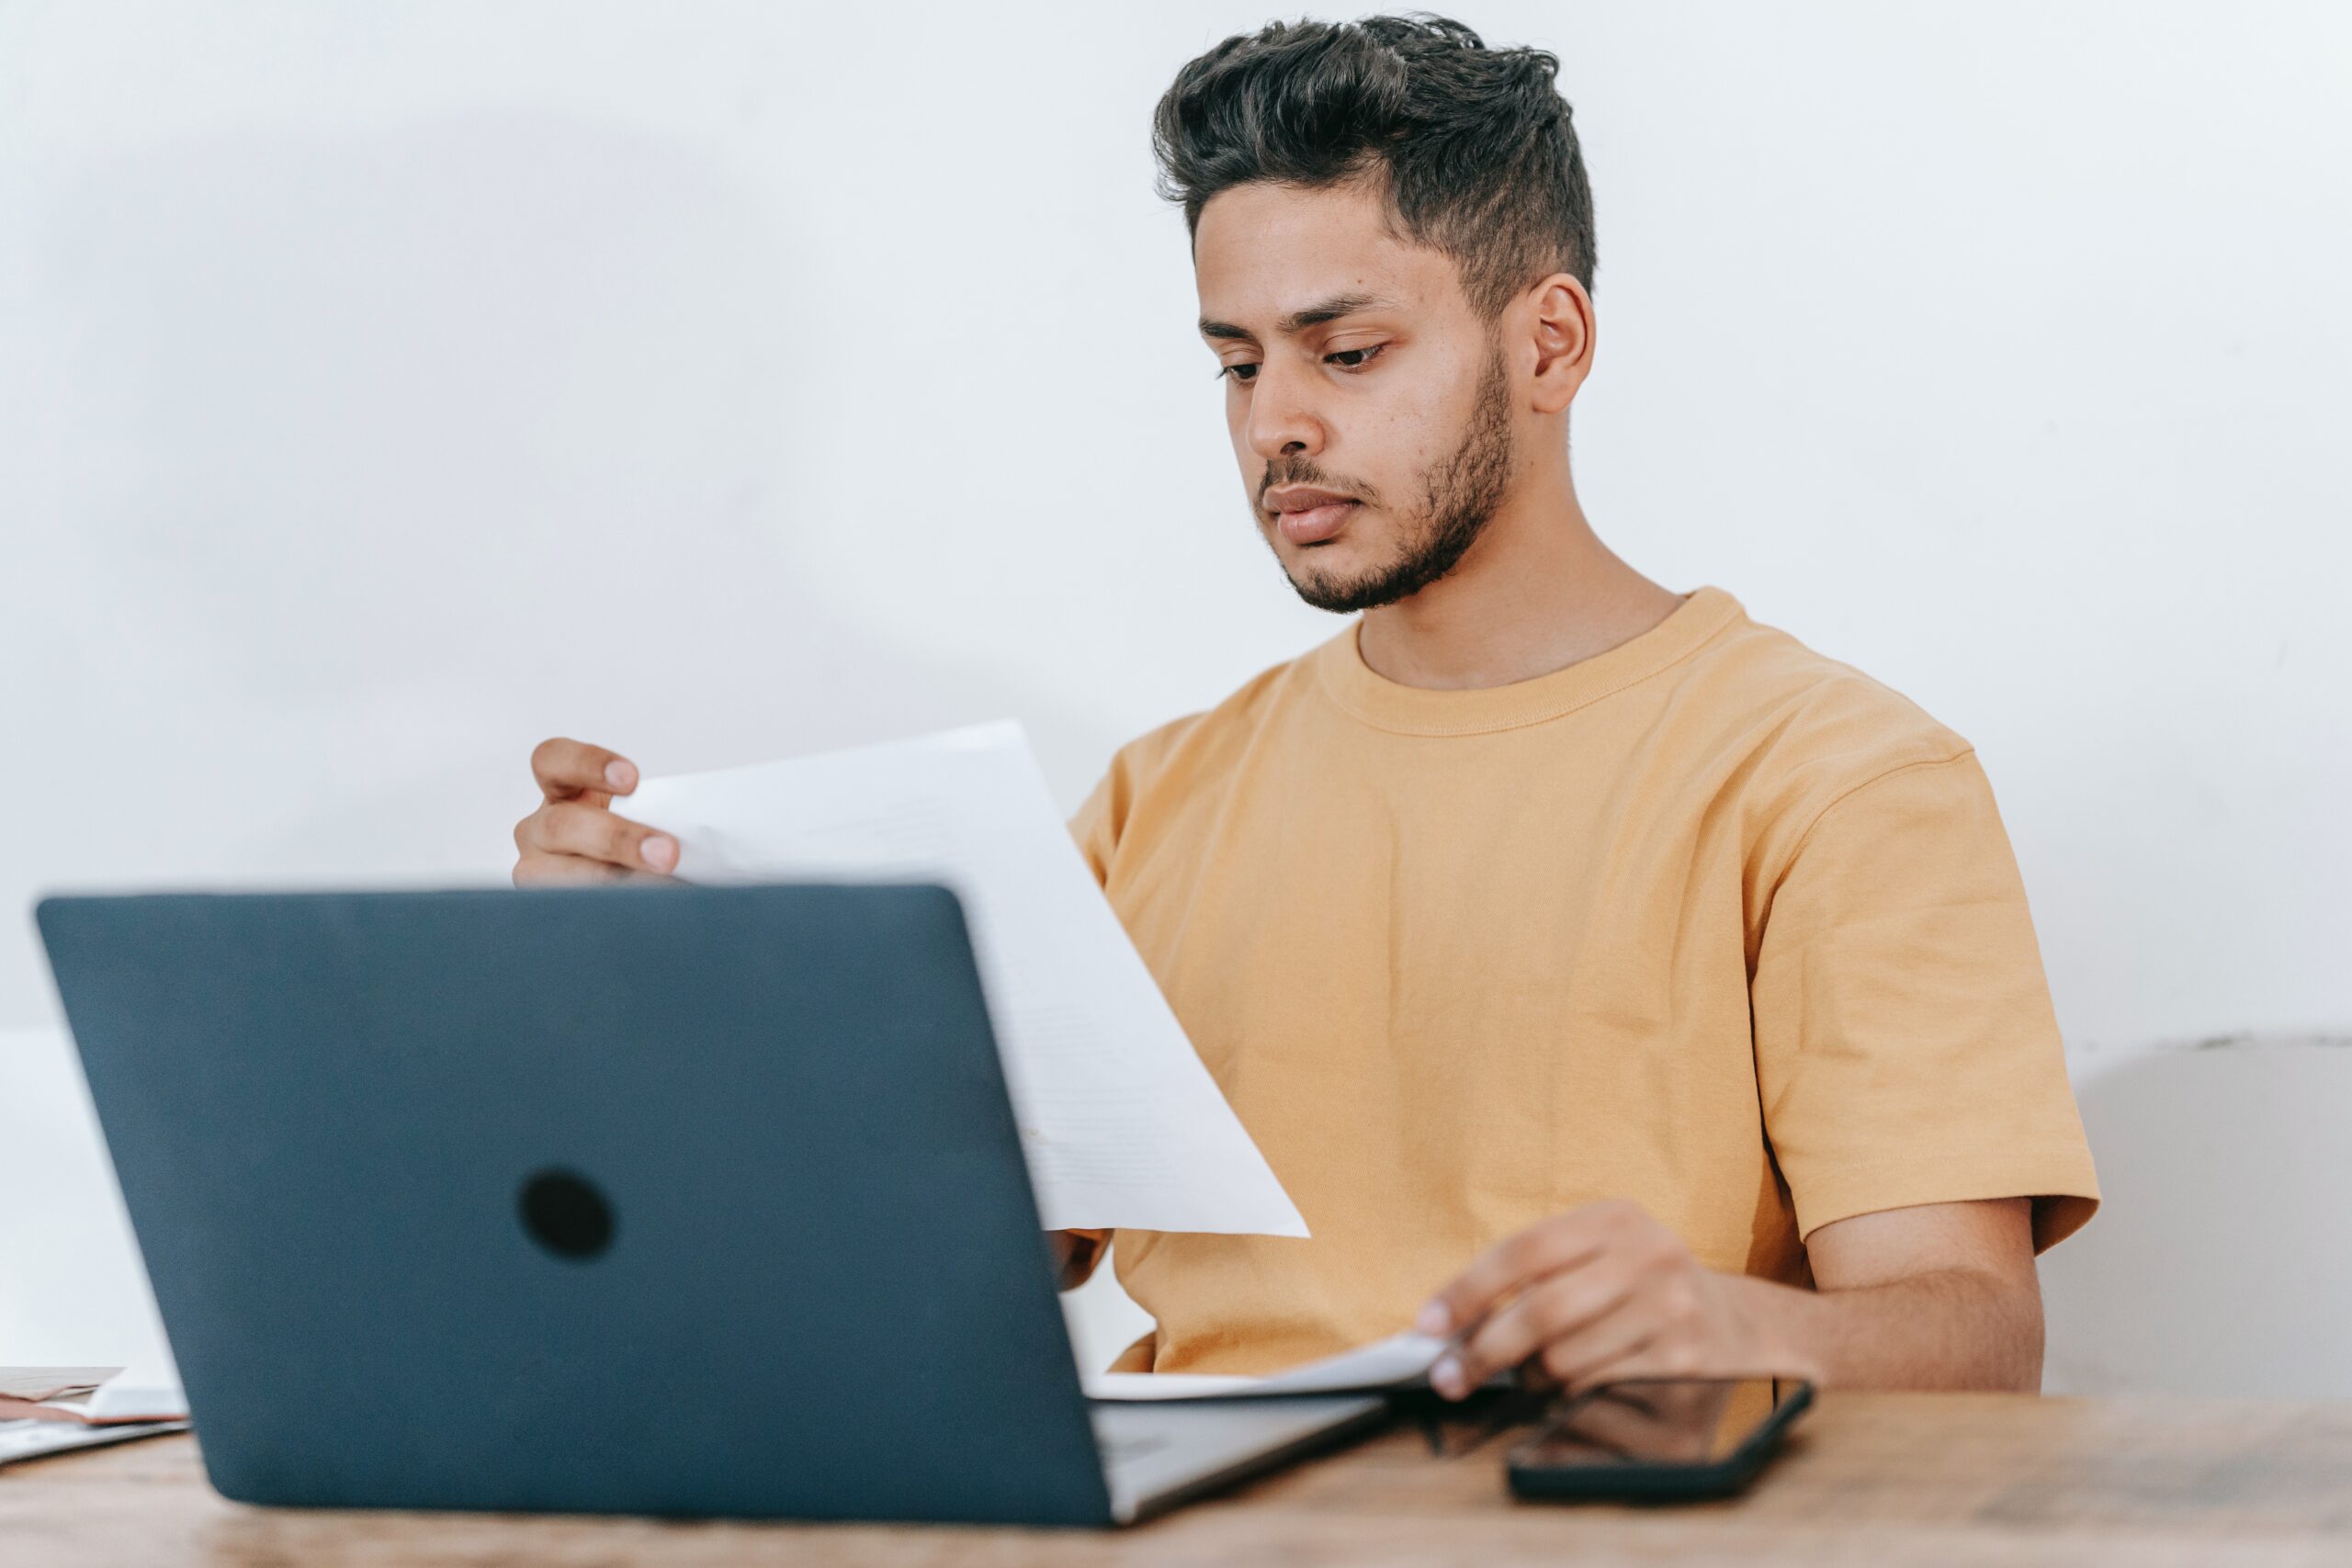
[1414, 1199, 1804, 1399]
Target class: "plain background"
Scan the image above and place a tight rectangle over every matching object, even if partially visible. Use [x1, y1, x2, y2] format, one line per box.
[3, 2, 2347, 1390]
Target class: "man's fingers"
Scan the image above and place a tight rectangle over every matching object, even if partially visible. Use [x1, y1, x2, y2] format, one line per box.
[510, 737, 671, 887]
[1432, 1265, 1631, 1396]
[522, 800, 678, 874]
[1417, 1202, 1623, 1340]
[511, 853, 669, 887]
[1528, 1310, 1663, 1396]
[531, 737, 639, 803]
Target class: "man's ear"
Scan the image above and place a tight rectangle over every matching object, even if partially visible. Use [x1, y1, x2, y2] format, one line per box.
[1525, 273, 1595, 414]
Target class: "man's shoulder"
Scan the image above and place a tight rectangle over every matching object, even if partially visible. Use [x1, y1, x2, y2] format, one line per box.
[1682, 598, 1976, 787]
[1668, 599, 1989, 876]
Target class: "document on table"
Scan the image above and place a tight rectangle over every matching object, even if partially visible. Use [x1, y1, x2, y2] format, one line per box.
[619, 721, 1308, 1238]
[1083, 1332, 1449, 1402]
[0, 1356, 189, 1468]
[0, 1356, 187, 1425]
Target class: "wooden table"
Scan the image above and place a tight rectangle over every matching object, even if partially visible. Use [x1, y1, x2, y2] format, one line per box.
[11, 1393, 2352, 1565]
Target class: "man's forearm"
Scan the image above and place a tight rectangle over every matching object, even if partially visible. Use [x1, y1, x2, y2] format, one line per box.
[1724, 1265, 2044, 1392]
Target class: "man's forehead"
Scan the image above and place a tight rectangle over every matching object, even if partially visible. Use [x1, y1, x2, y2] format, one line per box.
[1193, 181, 1448, 329]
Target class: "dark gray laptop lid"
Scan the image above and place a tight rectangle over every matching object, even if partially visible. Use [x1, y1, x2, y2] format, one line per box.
[35, 883, 1114, 1525]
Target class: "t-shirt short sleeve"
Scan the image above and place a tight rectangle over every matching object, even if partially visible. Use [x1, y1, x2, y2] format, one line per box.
[1748, 750, 2100, 1253]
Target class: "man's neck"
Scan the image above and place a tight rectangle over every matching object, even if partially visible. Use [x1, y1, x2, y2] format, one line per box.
[1353, 473, 1684, 691]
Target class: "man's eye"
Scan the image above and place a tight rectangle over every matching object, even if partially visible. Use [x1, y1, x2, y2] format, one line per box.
[1217, 363, 1261, 385]
[1326, 344, 1385, 370]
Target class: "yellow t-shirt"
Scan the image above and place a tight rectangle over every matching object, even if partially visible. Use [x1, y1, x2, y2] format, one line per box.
[1068, 586, 2099, 1376]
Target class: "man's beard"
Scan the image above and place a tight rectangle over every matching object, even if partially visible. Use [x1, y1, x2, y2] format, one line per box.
[1268, 342, 1514, 615]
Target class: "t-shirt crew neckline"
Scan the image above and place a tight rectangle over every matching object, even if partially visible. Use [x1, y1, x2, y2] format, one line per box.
[1312, 584, 1746, 737]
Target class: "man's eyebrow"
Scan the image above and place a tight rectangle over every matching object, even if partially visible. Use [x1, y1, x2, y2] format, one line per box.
[1198, 291, 1396, 343]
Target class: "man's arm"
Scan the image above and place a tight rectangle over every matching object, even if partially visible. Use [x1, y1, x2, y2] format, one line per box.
[1748, 1198, 2043, 1390]
[1417, 1195, 2042, 1398]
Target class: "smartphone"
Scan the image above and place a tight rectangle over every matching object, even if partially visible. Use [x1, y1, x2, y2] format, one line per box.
[1505, 1377, 1813, 1503]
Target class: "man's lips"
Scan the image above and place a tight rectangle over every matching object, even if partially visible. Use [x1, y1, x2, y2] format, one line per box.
[1264, 486, 1363, 546]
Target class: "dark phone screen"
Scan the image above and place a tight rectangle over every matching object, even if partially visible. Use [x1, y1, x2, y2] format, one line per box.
[1510, 1378, 1787, 1469]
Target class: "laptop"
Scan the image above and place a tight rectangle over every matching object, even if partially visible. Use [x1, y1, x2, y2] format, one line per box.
[34, 883, 1385, 1526]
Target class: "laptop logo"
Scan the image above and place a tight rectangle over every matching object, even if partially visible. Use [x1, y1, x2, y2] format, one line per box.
[518, 1168, 616, 1261]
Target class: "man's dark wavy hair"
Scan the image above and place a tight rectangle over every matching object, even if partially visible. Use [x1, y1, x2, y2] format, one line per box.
[1151, 13, 1596, 321]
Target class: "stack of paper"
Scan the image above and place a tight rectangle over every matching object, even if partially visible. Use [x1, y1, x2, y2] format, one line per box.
[0, 1369, 113, 1411]
[0, 1362, 188, 1469]
[0, 1359, 186, 1425]
[621, 722, 1307, 1238]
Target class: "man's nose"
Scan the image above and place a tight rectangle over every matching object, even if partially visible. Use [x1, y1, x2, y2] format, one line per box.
[1244, 362, 1324, 464]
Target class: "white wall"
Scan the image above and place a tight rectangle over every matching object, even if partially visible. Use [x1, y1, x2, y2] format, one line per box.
[3, 2, 2347, 1384]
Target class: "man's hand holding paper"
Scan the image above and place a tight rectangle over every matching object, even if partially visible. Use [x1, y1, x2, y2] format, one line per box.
[514, 722, 1306, 1240]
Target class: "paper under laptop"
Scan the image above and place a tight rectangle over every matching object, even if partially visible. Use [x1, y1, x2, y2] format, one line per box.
[0, 1356, 187, 1426]
[618, 721, 1307, 1238]
[0, 1358, 187, 1471]
[1084, 1332, 1447, 1402]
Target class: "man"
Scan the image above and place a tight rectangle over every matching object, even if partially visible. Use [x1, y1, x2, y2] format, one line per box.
[513, 15, 2098, 1398]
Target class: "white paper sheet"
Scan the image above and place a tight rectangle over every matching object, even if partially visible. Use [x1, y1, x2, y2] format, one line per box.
[617, 721, 1307, 1238]
[1083, 1332, 1447, 1402]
